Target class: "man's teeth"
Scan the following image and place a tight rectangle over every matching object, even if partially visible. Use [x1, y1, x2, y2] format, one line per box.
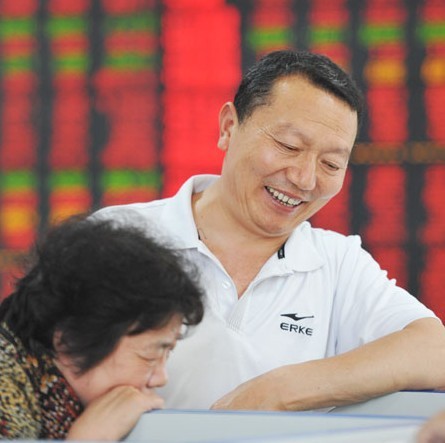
[266, 186, 302, 207]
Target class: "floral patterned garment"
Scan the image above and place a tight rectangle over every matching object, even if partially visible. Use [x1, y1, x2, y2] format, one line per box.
[0, 322, 83, 439]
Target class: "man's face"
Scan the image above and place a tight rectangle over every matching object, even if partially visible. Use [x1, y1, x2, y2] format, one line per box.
[217, 75, 358, 239]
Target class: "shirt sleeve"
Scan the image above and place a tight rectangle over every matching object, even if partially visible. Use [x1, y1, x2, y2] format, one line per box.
[0, 353, 41, 439]
[329, 235, 437, 355]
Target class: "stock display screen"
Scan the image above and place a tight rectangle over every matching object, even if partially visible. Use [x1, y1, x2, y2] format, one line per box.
[0, 0, 444, 317]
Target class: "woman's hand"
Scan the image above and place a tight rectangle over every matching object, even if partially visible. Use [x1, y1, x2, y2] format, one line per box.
[66, 385, 164, 440]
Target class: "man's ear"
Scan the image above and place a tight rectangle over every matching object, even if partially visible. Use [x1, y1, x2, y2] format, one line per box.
[217, 102, 238, 152]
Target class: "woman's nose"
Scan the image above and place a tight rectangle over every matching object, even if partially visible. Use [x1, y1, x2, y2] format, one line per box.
[147, 357, 169, 389]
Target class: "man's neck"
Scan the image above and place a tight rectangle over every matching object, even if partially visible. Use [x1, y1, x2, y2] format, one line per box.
[192, 183, 288, 296]
[192, 183, 287, 254]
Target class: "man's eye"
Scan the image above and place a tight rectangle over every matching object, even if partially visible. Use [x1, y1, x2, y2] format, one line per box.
[278, 141, 298, 151]
[324, 162, 340, 171]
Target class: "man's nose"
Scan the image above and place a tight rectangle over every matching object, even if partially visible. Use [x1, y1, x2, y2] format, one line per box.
[287, 155, 317, 191]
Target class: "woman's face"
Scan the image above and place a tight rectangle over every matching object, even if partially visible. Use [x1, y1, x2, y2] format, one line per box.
[55, 315, 183, 405]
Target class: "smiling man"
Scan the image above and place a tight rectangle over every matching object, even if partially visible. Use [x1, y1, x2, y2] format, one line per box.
[95, 50, 445, 412]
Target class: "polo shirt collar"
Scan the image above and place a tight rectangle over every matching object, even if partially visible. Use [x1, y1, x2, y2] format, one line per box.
[159, 175, 219, 250]
[278, 222, 325, 272]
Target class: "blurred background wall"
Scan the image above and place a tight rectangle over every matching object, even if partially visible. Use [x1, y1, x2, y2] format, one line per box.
[0, 0, 444, 318]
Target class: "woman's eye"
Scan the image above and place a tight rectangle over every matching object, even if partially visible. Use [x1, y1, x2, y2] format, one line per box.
[139, 355, 157, 364]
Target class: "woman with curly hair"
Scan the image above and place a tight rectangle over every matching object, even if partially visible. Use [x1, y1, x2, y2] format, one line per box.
[0, 216, 204, 440]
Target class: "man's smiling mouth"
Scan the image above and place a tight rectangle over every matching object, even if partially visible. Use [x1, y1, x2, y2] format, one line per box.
[265, 186, 303, 208]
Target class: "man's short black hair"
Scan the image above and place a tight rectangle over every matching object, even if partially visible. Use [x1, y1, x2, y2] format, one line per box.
[0, 216, 204, 373]
[234, 50, 364, 127]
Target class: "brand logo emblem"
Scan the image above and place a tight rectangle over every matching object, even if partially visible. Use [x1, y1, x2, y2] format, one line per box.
[280, 313, 314, 336]
[281, 313, 314, 322]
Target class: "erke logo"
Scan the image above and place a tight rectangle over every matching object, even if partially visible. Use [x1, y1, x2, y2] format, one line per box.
[280, 313, 314, 336]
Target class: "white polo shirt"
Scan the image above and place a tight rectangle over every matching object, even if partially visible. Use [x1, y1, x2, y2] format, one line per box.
[94, 175, 436, 409]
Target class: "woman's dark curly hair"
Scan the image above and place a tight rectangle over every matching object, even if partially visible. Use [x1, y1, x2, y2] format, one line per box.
[0, 216, 204, 374]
